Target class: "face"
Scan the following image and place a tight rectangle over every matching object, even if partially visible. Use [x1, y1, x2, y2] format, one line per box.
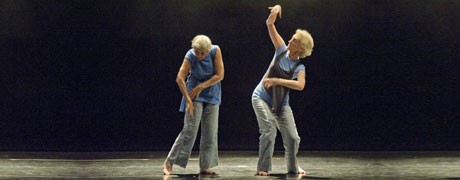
[287, 34, 304, 52]
[194, 48, 209, 61]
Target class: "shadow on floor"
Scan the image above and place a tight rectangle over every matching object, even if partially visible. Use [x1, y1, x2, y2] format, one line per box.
[162, 173, 331, 180]
[270, 173, 331, 180]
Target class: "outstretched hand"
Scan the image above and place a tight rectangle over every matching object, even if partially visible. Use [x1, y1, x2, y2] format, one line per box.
[268, 5, 282, 18]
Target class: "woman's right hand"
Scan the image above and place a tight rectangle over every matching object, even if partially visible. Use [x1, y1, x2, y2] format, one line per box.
[186, 99, 194, 117]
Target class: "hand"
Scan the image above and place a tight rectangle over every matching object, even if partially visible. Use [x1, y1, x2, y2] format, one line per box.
[263, 78, 278, 89]
[268, 5, 282, 18]
[186, 100, 194, 117]
[189, 84, 204, 100]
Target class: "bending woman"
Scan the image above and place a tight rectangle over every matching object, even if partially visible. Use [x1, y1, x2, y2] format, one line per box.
[163, 35, 224, 175]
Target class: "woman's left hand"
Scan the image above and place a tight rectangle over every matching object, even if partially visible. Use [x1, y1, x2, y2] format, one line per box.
[263, 78, 278, 88]
[190, 84, 205, 99]
[268, 5, 282, 18]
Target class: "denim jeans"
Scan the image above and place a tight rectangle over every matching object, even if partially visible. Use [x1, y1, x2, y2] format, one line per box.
[252, 97, 301, 173]
[165, 101, 219, 169]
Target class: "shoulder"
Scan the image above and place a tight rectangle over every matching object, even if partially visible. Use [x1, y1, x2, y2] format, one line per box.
[210, 45, 220, 57]
[295, 63, 306, 72]
[185, 48, 195, 62]
[298, 63, 306, 70]
[211, 45, 219, 52]
[185, 48, 195, 57]
[274, 45, 287, 56]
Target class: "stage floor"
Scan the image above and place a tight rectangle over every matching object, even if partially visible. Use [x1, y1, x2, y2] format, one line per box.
[1, 151, 459, 179]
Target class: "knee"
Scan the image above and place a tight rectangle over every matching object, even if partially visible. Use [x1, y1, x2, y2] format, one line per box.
[182, 123, 199, 134]
[286, 136, 301, 146]
[260, 127, 276, 135]
[259, 129, 277, 141]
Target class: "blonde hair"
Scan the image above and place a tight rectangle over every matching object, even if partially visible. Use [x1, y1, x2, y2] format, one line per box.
[191, 35, 212, 52]
[296, 29, 314, 58]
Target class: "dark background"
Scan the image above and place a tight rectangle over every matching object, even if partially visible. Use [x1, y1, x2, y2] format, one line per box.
[1, 0, 459, 151]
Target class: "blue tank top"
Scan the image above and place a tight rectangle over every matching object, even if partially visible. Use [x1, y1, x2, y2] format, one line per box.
[179, 45, 222, 112]
[252, 45, 305, 106]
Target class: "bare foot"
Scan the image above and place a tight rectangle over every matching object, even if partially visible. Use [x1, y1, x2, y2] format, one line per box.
[200, 169, 217, 175]
[256, 171, 270, 176]
[163, 174, 172, 180]
[298, 167, 305, 174]
[163, 161, 173, 175]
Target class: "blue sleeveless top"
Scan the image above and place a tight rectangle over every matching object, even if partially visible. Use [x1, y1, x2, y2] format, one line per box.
[252, 45, 305, 106]
[179, 45, 222, 112]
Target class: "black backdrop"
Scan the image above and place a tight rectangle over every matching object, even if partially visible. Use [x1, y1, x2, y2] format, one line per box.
[1, 0, 459, 151]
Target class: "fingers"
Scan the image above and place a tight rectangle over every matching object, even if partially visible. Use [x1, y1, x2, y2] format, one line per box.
[189, 89, 197, 99]
[268, 5, 282, 18]
[263, 78, 272, 88]
[189, 86, 203, 100]
[189, 90, 201, 100]
[268, 6, 277, 14]
[186, 104, 194, 117]
[189, 91, 196, 100]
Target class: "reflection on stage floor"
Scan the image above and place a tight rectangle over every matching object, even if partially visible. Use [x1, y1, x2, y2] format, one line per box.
[1, 151, 459, 179]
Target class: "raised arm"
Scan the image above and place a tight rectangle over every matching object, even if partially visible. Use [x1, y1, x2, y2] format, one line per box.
[266, 5, 286, 50]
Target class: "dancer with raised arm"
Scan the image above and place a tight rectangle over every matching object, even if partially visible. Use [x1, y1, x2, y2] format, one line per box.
[251, 4, 314, 176]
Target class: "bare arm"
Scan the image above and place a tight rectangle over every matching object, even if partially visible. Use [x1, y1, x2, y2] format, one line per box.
[176, 59, 194, 115]
[264, 70, 306, 91]
[189, 47, 225, 99]
[266, 5, 285, 50]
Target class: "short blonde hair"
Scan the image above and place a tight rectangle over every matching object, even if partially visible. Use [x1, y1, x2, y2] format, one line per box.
[296, 29, 314, 58]
[191, 35, 212, 52]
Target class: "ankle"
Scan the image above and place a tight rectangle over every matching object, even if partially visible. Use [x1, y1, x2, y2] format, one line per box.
[257, 171, 269, 176]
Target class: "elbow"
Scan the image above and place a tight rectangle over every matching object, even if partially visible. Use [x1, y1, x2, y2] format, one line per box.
[215, 70, 224, 81]
[266, 21, 274, 27]
[266, 21, 272, 26]
[176, 76, 184, 85]
[294, 85, 304, 91]
[297, 83, 306, 91]
[217, 73, 224, 81]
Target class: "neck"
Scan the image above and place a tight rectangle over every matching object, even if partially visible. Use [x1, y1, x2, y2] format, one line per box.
[288, 51, 300, 60]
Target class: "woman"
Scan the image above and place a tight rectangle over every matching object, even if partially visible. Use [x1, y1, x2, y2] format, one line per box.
[163, 35, 224, 175]
[251, 5, 314, 176]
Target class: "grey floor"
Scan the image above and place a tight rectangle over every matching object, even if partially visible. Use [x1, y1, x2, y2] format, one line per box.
[1, 151, 460, 179]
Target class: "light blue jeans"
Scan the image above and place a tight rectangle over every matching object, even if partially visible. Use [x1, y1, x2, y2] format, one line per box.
[252, 97, 301, 173]
[165, 101, 219, 169]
